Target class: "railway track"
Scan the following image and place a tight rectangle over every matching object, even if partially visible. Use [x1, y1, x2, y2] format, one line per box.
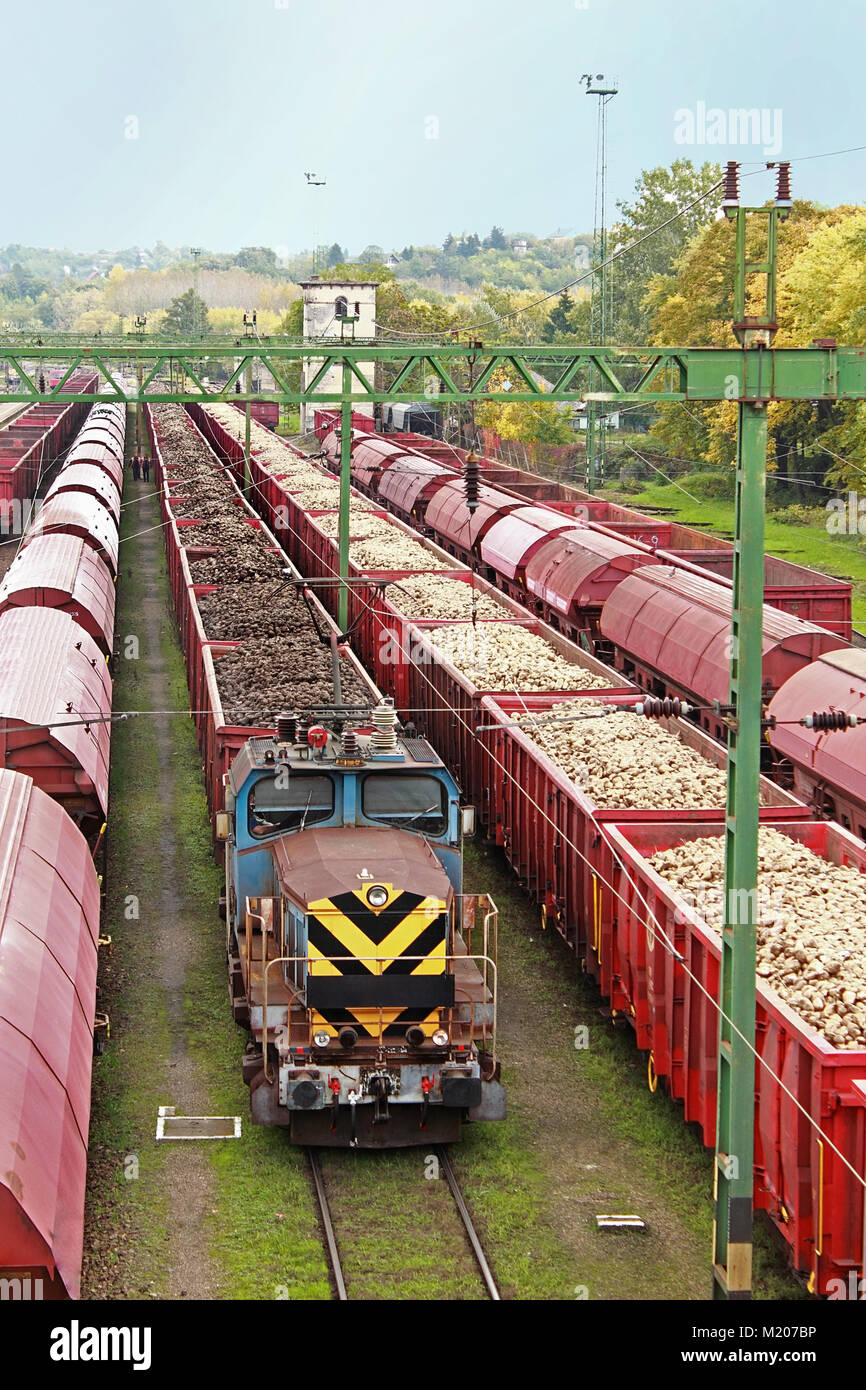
[306, 1146, 501, 1301]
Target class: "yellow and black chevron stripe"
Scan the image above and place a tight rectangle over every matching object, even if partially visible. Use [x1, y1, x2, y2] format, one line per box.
[305, 885, 453, 1039]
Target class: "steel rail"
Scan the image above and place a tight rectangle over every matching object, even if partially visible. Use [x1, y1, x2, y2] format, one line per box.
[306, 1149, 348, 1301]
[435, 1145, 501, 1301]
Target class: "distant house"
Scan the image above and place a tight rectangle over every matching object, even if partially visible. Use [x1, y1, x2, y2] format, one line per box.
[384, 252, 400, 269]
[512, 238, 529, 258]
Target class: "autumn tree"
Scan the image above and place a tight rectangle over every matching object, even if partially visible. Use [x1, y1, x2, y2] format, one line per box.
[607, 159, 722, 343]
[645, 201, 866, 486]
[279, 299, 304, 335]
[163, 288, 209, 335]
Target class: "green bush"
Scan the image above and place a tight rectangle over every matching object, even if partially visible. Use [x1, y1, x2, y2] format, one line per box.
[769, 503, 826, 526]
[681, 470, 736, 500]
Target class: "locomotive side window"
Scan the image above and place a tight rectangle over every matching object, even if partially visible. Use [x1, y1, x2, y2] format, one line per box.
[249, 772, 334, 837]
[361, 773, 447, 835]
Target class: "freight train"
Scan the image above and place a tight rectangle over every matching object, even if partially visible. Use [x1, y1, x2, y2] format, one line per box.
[314, 420, 866, 841]
[0, 371, 98, 521]
[0, 400, 124, 1299]
[147, 403, 504, 1147]
[192, 401, 866, 1296]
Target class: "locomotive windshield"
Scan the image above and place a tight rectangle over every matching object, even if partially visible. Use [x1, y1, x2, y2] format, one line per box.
[361, 773, 447, 835]
[249, 772, 334, 837]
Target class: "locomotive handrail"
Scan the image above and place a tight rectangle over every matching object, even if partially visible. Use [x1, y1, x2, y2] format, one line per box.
[261, 951, 498, 1082]
[453, 892, 499, 1003]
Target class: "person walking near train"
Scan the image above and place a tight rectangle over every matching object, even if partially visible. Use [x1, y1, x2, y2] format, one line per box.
[142, 455, 150, 482]
[132, 455, 140, 481]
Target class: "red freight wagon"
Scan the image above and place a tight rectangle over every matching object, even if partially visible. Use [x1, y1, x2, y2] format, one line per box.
[768, 647, 866, 839]
[476, 693, 808, 971]
[402, 617, 633, 809]
[603, 816, 866, 1296]
[0, 375, 98, 509]
[44, 463, 122, 523]
[25, 491, 119, 578]
[477, 506, 576, 591]
[663, 547, 853, 641]
[0, 769, 100, 1299]
[422, 479, 522, 567]
[0, 534, 116, 657]
[601, 564, 841, 742]
[594, 518, 673, 548]
[231, 400, 279, 430]
[343, 433, 407, 493]
[523, 526, 662, 641]
[0, 608, 111, 831]
[377, 456, 453, 527]
[64, 437, 124, 484]
[370, 421, 855, 640]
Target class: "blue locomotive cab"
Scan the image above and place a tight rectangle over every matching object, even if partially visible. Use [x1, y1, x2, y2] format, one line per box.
[222, 701, 503, 1147]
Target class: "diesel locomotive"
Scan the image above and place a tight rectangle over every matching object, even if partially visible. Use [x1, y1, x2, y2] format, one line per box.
[220, 698, 504, 1146]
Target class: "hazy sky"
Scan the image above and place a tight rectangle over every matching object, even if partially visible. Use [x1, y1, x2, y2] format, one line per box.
[3, 0, 863, 254]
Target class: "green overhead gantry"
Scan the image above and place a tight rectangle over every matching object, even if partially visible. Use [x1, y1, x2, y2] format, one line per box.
[1, 338, 864, 406]
[2, 165, 865, 1299]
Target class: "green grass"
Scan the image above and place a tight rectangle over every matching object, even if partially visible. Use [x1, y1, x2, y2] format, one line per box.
[83, 509, 175, 1298]
[154, 504, 331, 1300]
[606, 479, 866, 628]
[276, 410, 301, 436]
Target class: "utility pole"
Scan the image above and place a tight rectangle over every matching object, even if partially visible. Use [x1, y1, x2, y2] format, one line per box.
[305, 172, 326, 276]
[338, 361, 352, 633]
[242, 312, 259, 491]
[335, 306, 358, 633]
[712, 160, 792, 1301]
[191, 247, 202, 305]
[581, 73, 617, 495]
[134, 316, 146, 454]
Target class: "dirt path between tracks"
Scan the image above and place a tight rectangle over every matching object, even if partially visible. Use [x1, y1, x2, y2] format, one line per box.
[82, 477, 222, 1299]
[136, 500, 219, 1299]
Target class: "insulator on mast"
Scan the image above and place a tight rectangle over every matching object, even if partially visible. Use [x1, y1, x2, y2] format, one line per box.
[775, 160, 792, 206]
[722, 160, 740, 207]
[464, 451, 480, 515]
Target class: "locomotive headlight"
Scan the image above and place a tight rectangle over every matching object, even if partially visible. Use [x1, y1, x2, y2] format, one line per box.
[313, 1030, 331, 1048]
[432, 1028, 449, 1047]
[366, 885, 388, 908]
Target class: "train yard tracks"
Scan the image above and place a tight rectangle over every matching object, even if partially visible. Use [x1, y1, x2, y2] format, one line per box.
[306, 1146, 501, 1301]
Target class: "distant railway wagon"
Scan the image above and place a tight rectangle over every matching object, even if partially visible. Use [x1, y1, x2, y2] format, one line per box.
[768, 647, 866, 839]
[0, 769, 100, 1299]
[0, 607, 112, 831]
[600, 565, 842, 743]
[0, 533, 116, 657]
[0, 398, 121, 1297]
[0, 371, 98, 512]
